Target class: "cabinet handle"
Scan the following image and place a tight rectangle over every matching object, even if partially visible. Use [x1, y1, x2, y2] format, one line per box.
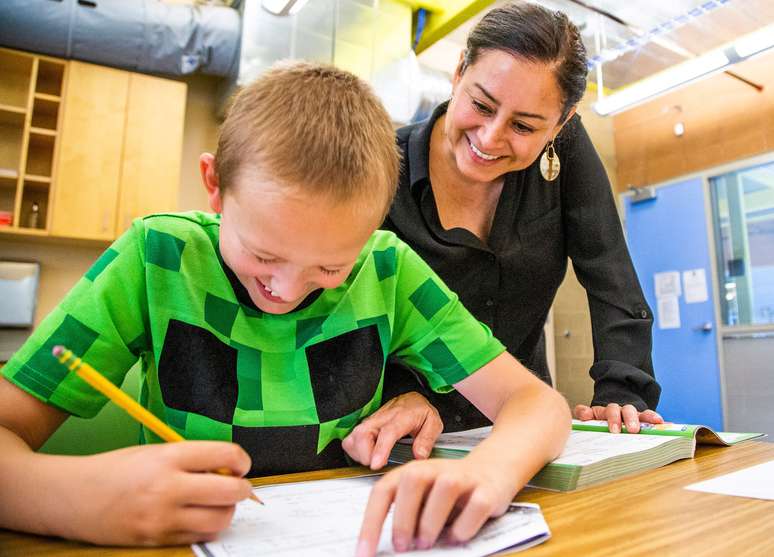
[77, 0, 97, 7]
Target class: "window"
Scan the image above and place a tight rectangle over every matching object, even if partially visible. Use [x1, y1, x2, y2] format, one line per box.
[710, 161, 774, 325]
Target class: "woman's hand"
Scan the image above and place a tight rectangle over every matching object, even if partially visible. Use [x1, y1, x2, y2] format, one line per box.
[356, 457, 515, 556]
[573, 403, 664, 433]
[56, 441, 254, 546]
[342, 392, 443, 470]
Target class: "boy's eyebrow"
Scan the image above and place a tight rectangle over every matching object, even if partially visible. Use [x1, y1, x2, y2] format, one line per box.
[473, 83, 547, 121]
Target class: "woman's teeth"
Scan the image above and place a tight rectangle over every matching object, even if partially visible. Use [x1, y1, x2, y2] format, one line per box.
[469, 139, 502, 161]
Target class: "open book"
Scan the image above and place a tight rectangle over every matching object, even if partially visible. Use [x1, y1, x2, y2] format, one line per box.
[390, 420, 765, 492]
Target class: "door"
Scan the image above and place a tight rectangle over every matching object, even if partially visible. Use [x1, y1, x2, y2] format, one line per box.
[116, 73, 187, 236]
[624, 178, 724, 429]
[51, 61, 129, 240]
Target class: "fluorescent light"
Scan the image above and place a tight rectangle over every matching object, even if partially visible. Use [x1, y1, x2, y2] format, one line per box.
[734, 24, 774, 58]
[261, 0, 309, 16]
[594, 23, 774, 117]
[593, 50, 729, 116]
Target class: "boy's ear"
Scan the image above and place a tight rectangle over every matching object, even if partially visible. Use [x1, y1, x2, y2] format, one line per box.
[200, 153, 223, 213]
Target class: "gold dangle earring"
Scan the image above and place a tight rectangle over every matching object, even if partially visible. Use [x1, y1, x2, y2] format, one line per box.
[540, 139, 560, 181]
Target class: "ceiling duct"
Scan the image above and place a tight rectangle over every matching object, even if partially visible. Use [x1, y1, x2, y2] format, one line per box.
[0, 0, 240, 77]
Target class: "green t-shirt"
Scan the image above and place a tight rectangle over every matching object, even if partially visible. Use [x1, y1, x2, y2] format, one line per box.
[2, 212, 505, 475]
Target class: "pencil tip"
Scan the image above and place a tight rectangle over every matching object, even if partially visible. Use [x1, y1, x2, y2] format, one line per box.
[52, 345, 64, 357]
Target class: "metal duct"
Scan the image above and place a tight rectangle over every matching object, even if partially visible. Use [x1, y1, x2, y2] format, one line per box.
[0, 0, 240, 77]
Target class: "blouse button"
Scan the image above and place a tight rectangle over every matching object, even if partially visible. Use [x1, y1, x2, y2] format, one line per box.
[486, 299, 494, 307]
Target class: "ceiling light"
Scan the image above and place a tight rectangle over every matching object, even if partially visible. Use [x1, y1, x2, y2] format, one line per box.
[593, 50, 729, 116]
[261, 0, 310, 16]
[594, 22, 774, 117]
[734, 23, 774, 58]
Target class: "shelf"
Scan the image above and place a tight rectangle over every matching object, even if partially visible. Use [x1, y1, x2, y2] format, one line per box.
[31, 97, 59, 130]
[34, 92, 60, 103]
[0, 50, 33, 107]
[29, 127, 57, 137]
[26, 133, 55, 177]
[36, 59, 65, 97]
[0, 225, 48, 237]
[24, 174, 51, 184]
[0, 168, 19, 180]
[0, 103, 26, 115]
[0, 105, 26, 126]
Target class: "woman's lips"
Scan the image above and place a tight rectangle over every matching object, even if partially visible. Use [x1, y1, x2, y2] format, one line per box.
[466, 136, 505, 166]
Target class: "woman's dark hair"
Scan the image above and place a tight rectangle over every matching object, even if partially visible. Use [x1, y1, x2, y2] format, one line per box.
[463, 2, 588, 121]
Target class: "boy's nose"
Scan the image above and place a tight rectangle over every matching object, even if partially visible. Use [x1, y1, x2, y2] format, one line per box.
[269, 272, 307, 302]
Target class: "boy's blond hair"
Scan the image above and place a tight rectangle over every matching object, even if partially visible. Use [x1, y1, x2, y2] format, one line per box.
[216, 61, 400, 217]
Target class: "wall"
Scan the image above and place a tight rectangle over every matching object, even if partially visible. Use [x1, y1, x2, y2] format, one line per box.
[552, 92, 619, 409]
[614, 48, 774, 191]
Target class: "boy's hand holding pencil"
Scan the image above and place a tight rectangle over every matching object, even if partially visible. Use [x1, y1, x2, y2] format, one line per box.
[52, 346, 262, 505]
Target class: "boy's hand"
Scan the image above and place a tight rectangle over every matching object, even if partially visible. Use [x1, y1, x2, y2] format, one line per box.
[574, 403, 664, 434]
[60, 441, 254, 546]
[342, 392, 442, 470]
[356, 457, 514, 556]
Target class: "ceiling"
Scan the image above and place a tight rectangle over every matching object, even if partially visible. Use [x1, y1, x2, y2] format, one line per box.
[418, 0, 774, 92]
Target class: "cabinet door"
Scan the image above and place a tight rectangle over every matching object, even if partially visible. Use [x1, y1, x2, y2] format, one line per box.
[116, 73, 187, 236]
[51, 61, 129, 240]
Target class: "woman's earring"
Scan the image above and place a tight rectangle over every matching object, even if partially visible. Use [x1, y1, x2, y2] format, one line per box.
[540, 140, 560, 181]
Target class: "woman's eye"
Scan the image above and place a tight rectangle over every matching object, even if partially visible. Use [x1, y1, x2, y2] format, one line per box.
[513, 122, 534, 134]
[320, 267, 341, 276]
[472, 100, 493, 115]
[256, 256, 276, 265]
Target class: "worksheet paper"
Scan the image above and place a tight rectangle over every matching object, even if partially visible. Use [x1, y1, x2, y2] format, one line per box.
[192, 476, 550, 557]
[684, 460, 774, 500]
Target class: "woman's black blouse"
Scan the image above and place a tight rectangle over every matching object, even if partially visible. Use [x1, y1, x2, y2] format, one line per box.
[382, 102, 661, 430]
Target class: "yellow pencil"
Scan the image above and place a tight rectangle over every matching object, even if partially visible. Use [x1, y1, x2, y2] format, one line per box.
[52, 345, 263, 505]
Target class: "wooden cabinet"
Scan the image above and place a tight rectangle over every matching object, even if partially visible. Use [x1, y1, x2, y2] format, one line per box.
[0, 49, 187, 242]
[0, 48, 65, 235]
[116, 73, 187, 236]
[51, 61, 129, 240]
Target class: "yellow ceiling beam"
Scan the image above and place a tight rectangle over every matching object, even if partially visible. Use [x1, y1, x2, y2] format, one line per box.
[408, 0, 496, 54]
[393, 0, 447, 11]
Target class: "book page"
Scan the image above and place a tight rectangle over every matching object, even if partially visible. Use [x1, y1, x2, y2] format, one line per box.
[571, 420, 764, 445]
[685, 460, 774, 500]
[424, 428, 680, 466]
[192, 476, 550, 557]
[550, 431, 680, 466]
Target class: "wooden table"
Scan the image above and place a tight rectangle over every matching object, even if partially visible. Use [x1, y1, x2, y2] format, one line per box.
[2, 442, 773, 556]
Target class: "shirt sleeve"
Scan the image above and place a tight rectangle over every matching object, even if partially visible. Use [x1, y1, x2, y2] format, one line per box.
[560, 116, 661, 411]
[388, 241, 506, 394]
[1, 219, 150, 418]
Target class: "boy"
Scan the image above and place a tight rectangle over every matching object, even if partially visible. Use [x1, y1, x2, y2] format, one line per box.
[0, 62, 569, 555]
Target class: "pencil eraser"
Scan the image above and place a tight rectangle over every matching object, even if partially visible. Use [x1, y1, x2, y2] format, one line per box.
[52, 345, 64, 357]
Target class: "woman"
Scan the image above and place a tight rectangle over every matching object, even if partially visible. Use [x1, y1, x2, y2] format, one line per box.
[382, 2, 663, 434]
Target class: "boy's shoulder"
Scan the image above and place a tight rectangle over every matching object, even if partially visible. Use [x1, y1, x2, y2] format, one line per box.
[137, 211, 220, 232]
[357, 229, 416, 268]
[128, 211, 220, 247]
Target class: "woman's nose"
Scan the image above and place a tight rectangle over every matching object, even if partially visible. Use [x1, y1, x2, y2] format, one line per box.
[479, 120, 505, 150]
